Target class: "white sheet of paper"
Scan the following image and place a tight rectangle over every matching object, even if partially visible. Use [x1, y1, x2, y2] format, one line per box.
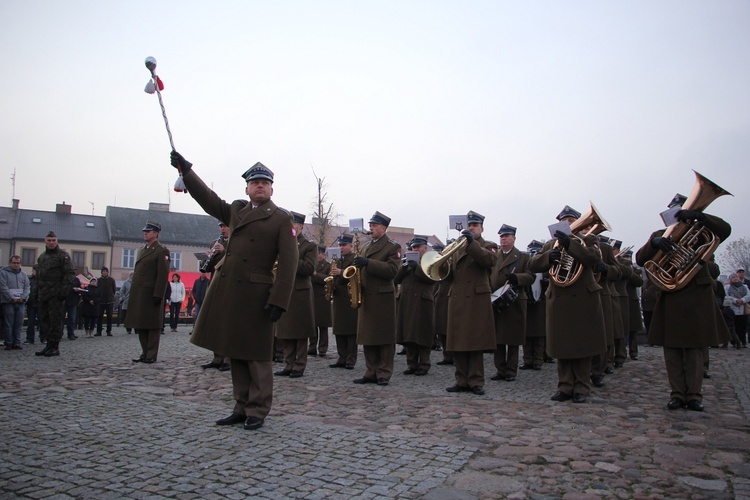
[349, 218, 364, 233]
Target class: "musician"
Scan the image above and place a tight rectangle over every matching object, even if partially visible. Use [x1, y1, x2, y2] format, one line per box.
[611, 240, 632, 368]
[528, 205, 606, 404]
[171, 152, 297, 431]
[352, 211, 401, 386]
[199, 221, 230, 371]
[395, 236, 436, 376]
[622, 250, 644, 360]
[521, 240, 546, 370]
[309, 246, 332, 357]
[635, 196, 731, 412]
[432, 244, 453, 366]
[445, 211, 498, 395]
[274, 212, 317, 378]
[590, 235, 621, 388]
[329, 235, 359, 369]
[489, 224, 535, 382]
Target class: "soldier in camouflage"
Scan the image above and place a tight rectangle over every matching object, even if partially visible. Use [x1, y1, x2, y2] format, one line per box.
[35, 231, 76, 357]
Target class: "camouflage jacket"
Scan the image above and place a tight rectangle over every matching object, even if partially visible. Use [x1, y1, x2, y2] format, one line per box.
[37, 246, 76, 301]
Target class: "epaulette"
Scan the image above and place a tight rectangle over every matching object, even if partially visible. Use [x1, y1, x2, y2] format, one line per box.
[277, 207, 291, 217]
[389, 239, 400, 247]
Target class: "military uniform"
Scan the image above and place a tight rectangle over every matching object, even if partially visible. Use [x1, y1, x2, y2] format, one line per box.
[124, 222, 170, 362]
[331, 240, 359, 368]
[624, 259, 644, 359]
[35, 234, 75, 356]
[591, 239, 621, 384]
[522, 241, 546, 370]
[310, 250, 332, 356]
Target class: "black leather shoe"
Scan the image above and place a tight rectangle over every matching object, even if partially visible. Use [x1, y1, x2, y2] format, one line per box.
[414, 369, 428, 376]
[244, 416, 264, 430]
[132, 358, 143, 363]
[519, 364, 533, 370]
[353, 377, 376, 384]
[216, 413, 245, 425]
[344, 364, 355, 370]
[201, 362, 221, 369]
[686, 400, 704, 412]
[289, 371, 303, 378]
[703, 371, 711, 379]
[630, 355, 638, 360]
[274, 370, 291, 376]
[273, 356, 284, 363]
[667, 397, 686, 410]
[591, 377, 605, 388]
[44, 347, 60, 357]
[573, 393, 586, 403]
[505, 376, 516, 382]
[329, 362, 345, 368]
[551, 391, 572, 402]
[532, 364, 542, 370]
[614, 362, 623, 368]
[470, 386, 485, 395]
[490, 373, 504, 381]
[35, 345, 51, 356]
[141, 358, 155, 364]
[403, 368, 417, 375]
[446, 385, 469, 393]
[604, 367, 614, 375]
[94, 333, 102, 337]
[376, 378, 389, 386]
[436, 360, 453, 365]
[307, 350, 316, 356]
[218, 363, 230, 372]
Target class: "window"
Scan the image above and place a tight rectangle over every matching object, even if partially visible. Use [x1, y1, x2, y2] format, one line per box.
[92, 252, 106, 270]
[32, 217, 42, 224]
[86, 222, 95, 228]
[21, 248, 37, 266]
[122, 248, 136, 269]
[170, 251, 181, 271]
[72, 251, 86, 270]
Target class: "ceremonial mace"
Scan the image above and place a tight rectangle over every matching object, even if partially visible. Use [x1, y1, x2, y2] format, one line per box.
[144, 56, 186, 193]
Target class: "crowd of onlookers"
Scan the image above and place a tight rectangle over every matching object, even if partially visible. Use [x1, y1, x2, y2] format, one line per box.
[715, 267, 750, 349]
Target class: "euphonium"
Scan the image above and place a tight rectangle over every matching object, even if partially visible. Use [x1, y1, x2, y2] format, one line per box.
[550, 202, 611, 287]
[420, 235, 469, 281]
[644, 171, 731, 292]
[324, 258, 338, 302]
[342, 233, 362, 308]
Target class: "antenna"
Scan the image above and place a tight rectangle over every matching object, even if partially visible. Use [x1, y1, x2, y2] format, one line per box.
[88, 201, 95, 215]
[10, 168, 16, 201]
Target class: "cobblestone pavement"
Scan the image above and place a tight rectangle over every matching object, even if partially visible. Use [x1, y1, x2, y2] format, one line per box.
[1, 327, 749, 499]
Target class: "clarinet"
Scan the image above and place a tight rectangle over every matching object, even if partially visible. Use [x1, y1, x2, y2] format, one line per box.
[201, 235, 228, 273]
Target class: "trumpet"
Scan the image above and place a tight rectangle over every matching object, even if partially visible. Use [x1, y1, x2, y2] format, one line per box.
[324, 259, 338, 302]
[343, 232, 363, 308]
[420, 235, 468, 281]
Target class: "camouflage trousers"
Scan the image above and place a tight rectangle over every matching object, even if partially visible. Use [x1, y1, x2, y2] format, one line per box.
[40, 299, 65, 342]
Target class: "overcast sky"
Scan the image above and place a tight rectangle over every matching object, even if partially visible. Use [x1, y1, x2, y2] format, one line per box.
[2, 1, 748, 256]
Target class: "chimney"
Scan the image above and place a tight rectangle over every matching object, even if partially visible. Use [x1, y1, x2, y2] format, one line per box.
[11, 199, 19, 210]
[56, 202, 72, 214]
[149, 202, 170, 212]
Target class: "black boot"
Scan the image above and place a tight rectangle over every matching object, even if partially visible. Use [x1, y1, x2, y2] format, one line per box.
[35, 343, 51, 356]
[43, 341, 60, 357]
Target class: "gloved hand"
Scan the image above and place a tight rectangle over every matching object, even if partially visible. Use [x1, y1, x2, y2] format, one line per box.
[406, 260, 418, 269]
[264, 304, 284, 322]
[153, 297, 162, 307]
[651, 236, 675, 253]
[549, 249, 562, 265]
[461, 229, 474, 243]
[554, 230, 571, 250]
[676, 209, 705, 223]
[594, 261, 608, 275]
[170, 150, 193, 174]
[507, 273, 518, 285]
[353, 256, 369, 268]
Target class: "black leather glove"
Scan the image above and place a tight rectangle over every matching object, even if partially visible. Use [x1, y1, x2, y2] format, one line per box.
[651, 236, 675, 253]
[353, 256, 369, 268]
[549, 249, 562, 265]
[153, 297, 162, 307]
[554, 230, 571, 250]
[507, 273, 518, 285]
[676, 209, 705, 223]
[264, 304, 284, 322]
[594, 261, 608, 275]
[406, 260, 418, 269]
[170, 150, 193, 174]
[461, 229, 474, 243]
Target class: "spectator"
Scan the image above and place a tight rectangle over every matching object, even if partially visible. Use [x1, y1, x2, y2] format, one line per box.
[724, 272, 750, 348]
[80, 278, 101, 337]
[192, 272, 209, 322]
[119, 272, 133, 334]
[1, 255, 30, 350]
[95, 266, 116, 336]
[169, 273, 186, 332]
[24, 265, 44, 345]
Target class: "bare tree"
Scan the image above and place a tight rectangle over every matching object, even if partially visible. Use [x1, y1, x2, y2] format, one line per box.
[309, 167, 342, 247]
[717, 237, 750, 275]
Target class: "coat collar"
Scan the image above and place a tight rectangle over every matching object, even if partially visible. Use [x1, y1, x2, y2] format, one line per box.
[235, 200, 278, 232]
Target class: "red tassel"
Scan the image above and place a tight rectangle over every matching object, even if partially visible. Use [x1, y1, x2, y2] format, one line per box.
[156, 76, 165, 91]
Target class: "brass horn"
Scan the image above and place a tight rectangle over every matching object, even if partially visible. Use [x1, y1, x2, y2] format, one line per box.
[644, 171, 731, 292]
[549, 201, 611, 287]
[420, 235, 469, 281]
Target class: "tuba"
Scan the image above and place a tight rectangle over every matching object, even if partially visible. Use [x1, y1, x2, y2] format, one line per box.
[324, 258, 338, 302]
[549, 202, 611, 287]
[342, 232, 362, 308]
[420, 235, 469, 281]
[644, 171, 731, 292]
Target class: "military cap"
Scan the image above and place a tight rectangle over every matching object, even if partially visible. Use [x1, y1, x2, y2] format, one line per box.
[498, 224, 516, 236]
[290, 211, 306, 224]
[527, 240, 543, 251]
[467, 211, 485, 224]
[241, 162, 274, 183]
[368, 211, 391, 227]
[142, 220, 162, 232]
[46, 231, 57, 238]
[597, 235, 611, 245]
[556, 205, 581, 221]
[318, 246, 326, 253]
[612, 239, 623, 251]
[338, 234, 354, 245]
[432, 244, 445, 252]
[411, 235, 429, 246]
[668, 193, 687, 208]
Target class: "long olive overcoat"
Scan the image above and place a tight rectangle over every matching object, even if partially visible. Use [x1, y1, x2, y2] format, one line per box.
[356, 235, 401, 346]
[275, 233, 316, 340]
[395, 262, 436, 347]
[529, 236, 606, 359]
[598, 242, 621, 346]
[635, 213, 731, 348]
[625, 262, 644, 332]
[332, 252, 358, 336]
[183, 170, 298, 361]
[525, 272, 547, 339]
[124, 240, 170, 330]
[311, 258, 332, 328]
[446, 236, 498, 352]
[613, 259, 632, 338]
[433, 280, 449, 338]
[490, 247, 535, 346]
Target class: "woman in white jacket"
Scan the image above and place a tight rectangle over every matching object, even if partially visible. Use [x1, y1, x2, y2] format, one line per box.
[724, 273, 750, 348]
[169, 274, 186, 332]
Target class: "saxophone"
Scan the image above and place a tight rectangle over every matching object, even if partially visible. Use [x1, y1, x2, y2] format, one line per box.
[324, 258, 338, 302]
[342, 232, 362, 308]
